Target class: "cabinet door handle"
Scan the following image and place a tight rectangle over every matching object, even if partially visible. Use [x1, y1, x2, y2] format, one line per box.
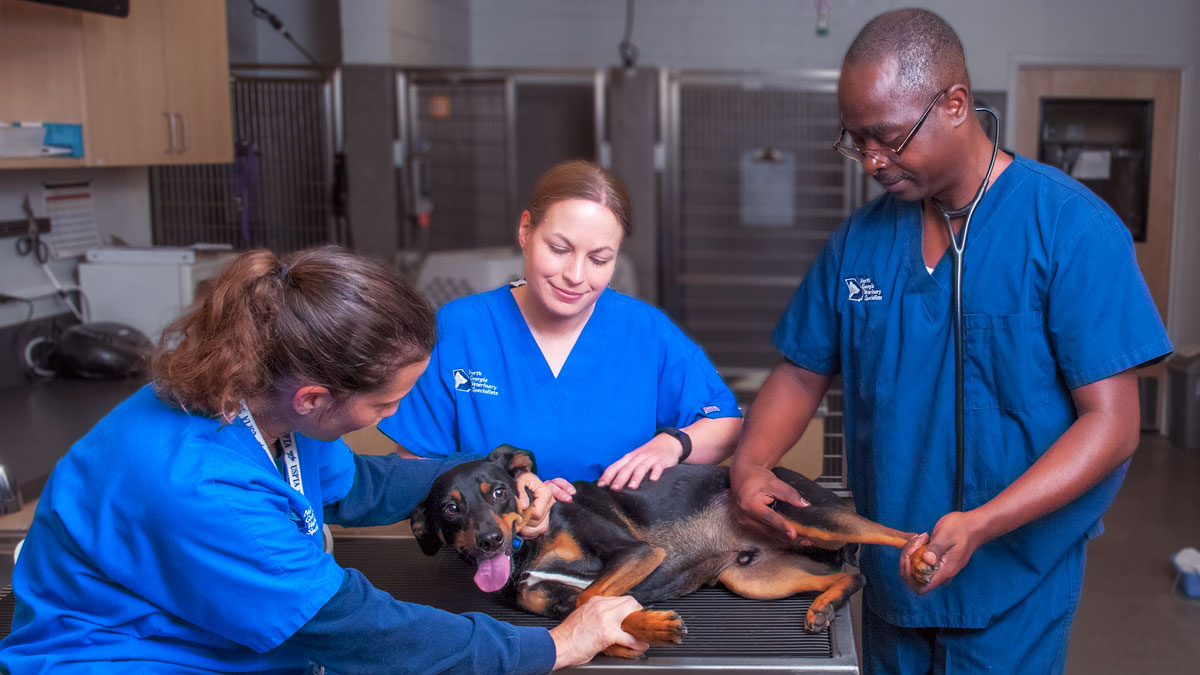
[175, 113, 190, 153]
[164, 111, 177, 153]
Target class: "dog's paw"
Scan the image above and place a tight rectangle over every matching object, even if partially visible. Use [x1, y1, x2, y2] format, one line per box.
[805, 603, 835, 633]
[909, 546, 939, 586]
[622, 609, 687, 645]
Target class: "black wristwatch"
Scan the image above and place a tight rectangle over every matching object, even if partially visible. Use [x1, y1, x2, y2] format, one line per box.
[655, 427, 692, 463]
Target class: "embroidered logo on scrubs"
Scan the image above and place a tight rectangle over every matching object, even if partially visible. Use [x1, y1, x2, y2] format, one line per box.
[288, 508, 320, 536]
[453, 369, 471, 391]
[702, 405, 721, 414]
[451, 368, 499, 396]
[845, 276, 882, 302]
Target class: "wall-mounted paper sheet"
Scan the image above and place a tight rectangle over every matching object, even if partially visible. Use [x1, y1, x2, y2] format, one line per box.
[43, 181, 101, 259]
[740, 148, 796, 227]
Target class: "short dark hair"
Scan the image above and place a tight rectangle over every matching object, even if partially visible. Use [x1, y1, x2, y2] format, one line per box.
[525, 160, 633, 239]
[844, 8, 969, 100]
[152, 246, 435, 419]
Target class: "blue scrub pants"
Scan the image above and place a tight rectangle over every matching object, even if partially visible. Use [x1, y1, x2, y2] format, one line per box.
[862, 541, 1086, 674]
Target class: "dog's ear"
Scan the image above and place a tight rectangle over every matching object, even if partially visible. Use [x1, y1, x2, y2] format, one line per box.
[486, 445, 537, 478]
[409, 500, 443, 556]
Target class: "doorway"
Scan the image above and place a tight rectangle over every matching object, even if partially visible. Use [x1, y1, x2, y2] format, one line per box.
[1016, 66, 1181, 427]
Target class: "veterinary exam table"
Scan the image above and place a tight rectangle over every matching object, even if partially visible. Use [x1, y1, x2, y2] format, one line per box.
[334, 536, 860, 673]
[0, 535, 860, 673]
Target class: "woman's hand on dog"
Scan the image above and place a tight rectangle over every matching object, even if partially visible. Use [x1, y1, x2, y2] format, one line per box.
[597, 434, 685, 491]
[549, 595, 648, 669]
[514, 473, 558, 539]
[545, 477, 576, 502]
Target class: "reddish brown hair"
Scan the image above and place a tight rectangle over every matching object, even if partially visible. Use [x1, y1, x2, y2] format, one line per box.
[525, 160, 633, 238]
[152, 247, 435, 419]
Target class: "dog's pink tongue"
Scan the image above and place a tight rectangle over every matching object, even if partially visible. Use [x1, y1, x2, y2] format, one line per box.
[474, 554, 512, 593]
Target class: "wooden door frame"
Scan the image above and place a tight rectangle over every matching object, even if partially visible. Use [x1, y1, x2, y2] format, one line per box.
[1010, 58, 1184, 430]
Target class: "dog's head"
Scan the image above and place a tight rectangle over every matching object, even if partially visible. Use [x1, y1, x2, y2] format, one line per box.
[410, 445, 537, 592]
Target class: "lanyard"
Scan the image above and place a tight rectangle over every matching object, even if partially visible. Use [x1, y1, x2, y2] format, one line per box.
[237, 400, 305, 495]
[236, 401, 318, 536]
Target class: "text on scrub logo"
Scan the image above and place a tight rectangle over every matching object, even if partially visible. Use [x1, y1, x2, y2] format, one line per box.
[451, 368, 499, 396]
[845, 276, 882, 302]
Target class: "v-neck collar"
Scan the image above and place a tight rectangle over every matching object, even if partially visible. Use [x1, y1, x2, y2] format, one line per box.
[500, 285, 610, 385]
[903, 152, 1020, 296]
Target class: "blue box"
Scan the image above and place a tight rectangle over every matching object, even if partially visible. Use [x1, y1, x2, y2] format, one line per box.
[1179, 571, 1200, 598]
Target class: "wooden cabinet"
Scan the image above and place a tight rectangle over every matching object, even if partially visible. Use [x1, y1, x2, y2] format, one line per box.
[84, 0, 233, 165]
[0, 0, 232, 168]
[0, 1, 88, 169]
[82, 0, 232, 165]
[156, 0, 233, 164]
[79, 2, 171, 165]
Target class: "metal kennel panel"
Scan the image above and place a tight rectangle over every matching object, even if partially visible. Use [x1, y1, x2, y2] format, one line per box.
[822, 380, 847, 489]
[405, 76, 514, 253]
[397, 69, 604, 268]
[152, 68, 341, 252]
[664, 71, 858, 492]
[664, 72, 851, 373]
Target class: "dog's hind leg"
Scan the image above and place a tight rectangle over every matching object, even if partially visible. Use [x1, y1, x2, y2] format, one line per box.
[770, 469, 938, 586]
[769, 498, 937, 587]
[718, 553, 864, 633]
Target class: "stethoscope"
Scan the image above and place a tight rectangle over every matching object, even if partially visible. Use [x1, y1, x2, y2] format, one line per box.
[931, 106, 1000, 512]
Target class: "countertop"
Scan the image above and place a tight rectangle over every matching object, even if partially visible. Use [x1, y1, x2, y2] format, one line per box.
[0, 376, 144, 586]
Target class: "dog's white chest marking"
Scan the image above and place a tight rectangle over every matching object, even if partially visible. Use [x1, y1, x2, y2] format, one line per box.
[519, 570, 593, 590]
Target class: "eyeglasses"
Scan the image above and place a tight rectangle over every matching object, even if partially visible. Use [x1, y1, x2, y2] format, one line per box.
[833, 88, 947, 163]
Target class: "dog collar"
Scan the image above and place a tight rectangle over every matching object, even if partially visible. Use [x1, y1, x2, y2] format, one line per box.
[512, 536, 523, 551]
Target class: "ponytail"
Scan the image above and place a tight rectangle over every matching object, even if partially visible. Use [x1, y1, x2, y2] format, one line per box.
[152, 247, 435, 419]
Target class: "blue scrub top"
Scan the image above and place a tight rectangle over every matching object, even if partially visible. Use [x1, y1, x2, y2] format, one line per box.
[0, 386, 555, 674]
[773, 154, 1171, 628]
[1, 386, 349, 671]
[379, 286, 741, 481]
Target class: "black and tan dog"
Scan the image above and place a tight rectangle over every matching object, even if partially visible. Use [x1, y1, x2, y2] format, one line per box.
[411, 446, 935, 658]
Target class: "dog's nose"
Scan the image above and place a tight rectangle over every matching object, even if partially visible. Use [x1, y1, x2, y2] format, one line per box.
[478, 531, 504, 552]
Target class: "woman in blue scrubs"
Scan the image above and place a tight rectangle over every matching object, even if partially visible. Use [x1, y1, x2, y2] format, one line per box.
[728, 9, 1171, 675]
[379, 160, 741, 490]
[0, 247, 648, 674]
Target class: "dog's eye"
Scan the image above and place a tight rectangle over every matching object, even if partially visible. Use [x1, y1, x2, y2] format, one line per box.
[442, 503, 459, 516]
[491, 486, 506, 500]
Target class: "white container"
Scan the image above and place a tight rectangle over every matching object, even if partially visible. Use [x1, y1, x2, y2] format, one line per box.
[85, 246, 199, 264]
[78, 252, 238, 343]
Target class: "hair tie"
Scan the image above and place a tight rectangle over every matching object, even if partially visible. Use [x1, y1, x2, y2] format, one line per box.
[277, 263, 291, 281]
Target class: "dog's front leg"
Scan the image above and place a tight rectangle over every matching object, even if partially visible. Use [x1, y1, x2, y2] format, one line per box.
[577, 542, 686, 657]
[577, 542, 665, 605]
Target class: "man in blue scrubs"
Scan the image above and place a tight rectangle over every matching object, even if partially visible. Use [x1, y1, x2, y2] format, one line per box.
[729, 9, 1171, 674]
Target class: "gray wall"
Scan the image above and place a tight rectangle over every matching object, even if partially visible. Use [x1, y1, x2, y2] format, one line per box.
[341, 0, 470, 65]
[226, 0, 341, 66]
